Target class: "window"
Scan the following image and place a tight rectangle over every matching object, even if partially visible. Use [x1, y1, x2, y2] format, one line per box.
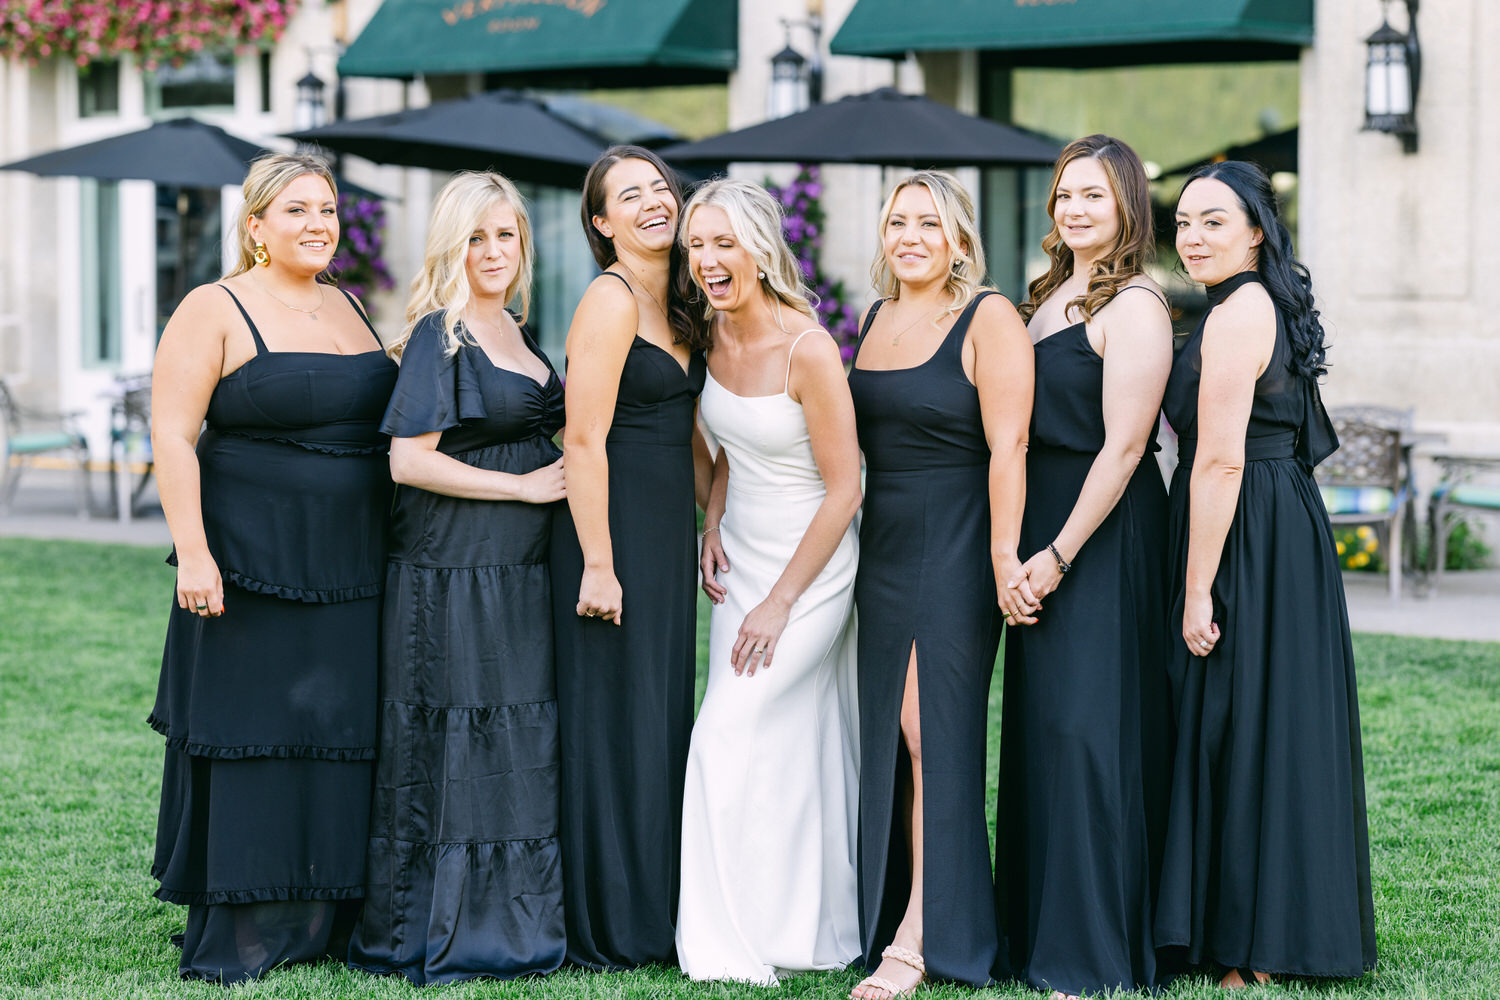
[80, 180, 122, 365]
[78, 60, 121, 118]
[156, 186, 223, 336]
[145, 51, 236, 114]
[260, 50, 273, 113]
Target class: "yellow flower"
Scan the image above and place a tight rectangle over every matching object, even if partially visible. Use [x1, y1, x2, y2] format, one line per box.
[1349, 552, 1370, 568]
[1356, 525, 1374, 540]
[1337, 541, 1347, 556]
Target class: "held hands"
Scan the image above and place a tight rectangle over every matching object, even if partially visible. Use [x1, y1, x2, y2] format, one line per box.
[176, 551, 225, 618]
[996, 554, 1041, 626]
[577, 566, 623, 626]
[1016, 549, 1064, 603]
[519, 457, 566, 504]
[1183, 590, 1220, 656]
[731, 595, 790, 677]
[700, 528, 729, 605]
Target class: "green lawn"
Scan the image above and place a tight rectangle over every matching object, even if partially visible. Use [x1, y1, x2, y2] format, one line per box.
[1, 537, 1497, 999]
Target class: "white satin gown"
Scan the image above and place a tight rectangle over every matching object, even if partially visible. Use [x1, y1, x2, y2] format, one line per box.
[676, 331, 861, 985]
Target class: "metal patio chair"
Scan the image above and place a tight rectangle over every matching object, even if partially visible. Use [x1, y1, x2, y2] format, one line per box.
[0, 377, 91, 518]
[1315, 405, 1415, 601]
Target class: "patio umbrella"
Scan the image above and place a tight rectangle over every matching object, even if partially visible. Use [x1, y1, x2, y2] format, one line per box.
[1163, 126, 1298, 177]
[0, 115, 388, 198]
[656, 88, 1061, 168]
[284, 89, 610, 187]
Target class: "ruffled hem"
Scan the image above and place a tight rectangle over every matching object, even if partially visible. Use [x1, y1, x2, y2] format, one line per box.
[163, 554, 383, 603]
[149, 713, 375, 760]
[151, 873, 365, 907]
[218, 430, 388, 456]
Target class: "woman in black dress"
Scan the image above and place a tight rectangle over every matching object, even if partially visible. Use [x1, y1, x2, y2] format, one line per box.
[551, 145, 710, 969]
[1157, 160, 1376, 987]
[996, 135, 1174, 999]
[149, 153, 396, 983]
[847, 171, 1035, 998]
[348, 172, 566, 983]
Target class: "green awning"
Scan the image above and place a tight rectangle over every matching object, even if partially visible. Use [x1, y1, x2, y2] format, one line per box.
[830, 0, 1313, 67]
[339, 0, 736, 85]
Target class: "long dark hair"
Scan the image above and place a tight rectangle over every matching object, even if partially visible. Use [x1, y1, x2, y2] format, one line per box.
[580, 144, 708, 350]
[1183, 160, 1327, 380]
[1020, 134, 1154, 324]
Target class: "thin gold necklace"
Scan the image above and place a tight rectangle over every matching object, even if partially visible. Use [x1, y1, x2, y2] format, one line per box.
[254, 275, 325, 320]
[887, 303, 944, 345]
[616, 261, 670, 323]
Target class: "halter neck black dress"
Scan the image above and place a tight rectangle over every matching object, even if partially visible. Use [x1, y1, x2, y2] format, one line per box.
[995, 286, 1172, 996]
[149, 284, 396, 983]
[550, 271, 707, 969]
[348, 312, 566, 984]
[1155, 270, 1377, 978]
[847, 292, 1006, 986]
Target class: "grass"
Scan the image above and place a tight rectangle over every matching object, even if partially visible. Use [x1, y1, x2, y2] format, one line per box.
[0, 537, 1497, 999]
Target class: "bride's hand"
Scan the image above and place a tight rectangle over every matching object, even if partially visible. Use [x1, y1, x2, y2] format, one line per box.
[700, 527, 728, 604]
[731, 596, 790, 677]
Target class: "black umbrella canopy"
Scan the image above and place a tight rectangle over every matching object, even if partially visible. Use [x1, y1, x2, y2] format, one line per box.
[658, 88, 1061, 168]
[284, 90, 610, 187]
[1163, 126, 1298, 178]
[0, 115, 388, 199]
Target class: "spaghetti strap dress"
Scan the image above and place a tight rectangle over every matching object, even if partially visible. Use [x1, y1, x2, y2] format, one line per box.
[550, 270, 707, 969]
[1155, 269, 1377, 978]
[148, 284, 396, 983]
[847, 291, 1006, 986]
[676, 331, 861, 985]
[348, 312, 566, 984]
[995, 285, 1172, 996]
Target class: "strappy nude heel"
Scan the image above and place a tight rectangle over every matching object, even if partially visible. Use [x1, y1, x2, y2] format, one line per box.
[851, 944, 926, 999]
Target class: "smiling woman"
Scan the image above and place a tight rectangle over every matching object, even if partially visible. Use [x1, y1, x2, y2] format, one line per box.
[146, 151, 397, 984]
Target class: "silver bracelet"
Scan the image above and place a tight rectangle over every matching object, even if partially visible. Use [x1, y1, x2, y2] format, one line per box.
[703, 524, 721, 535]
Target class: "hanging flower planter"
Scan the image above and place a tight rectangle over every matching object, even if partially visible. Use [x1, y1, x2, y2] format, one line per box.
[2, 1, 300, 70]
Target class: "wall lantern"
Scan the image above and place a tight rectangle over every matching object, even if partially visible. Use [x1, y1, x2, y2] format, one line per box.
[295, 70, 329, 132]
[768, 30, 810, 120]
[1363, 0, 1420, 153]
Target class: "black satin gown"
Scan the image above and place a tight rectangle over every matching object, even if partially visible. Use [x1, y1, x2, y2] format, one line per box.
[996, 288, 1172, 996]
[846, 292, 1006, 986]
[1155, 269, 1377, 977]
[149, 284, 396, 983]
[550, 273, 707, 969]
[348, 313, 566, 984]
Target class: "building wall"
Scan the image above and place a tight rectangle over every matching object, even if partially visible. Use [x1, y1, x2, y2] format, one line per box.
[1301, 0, 1500, 451]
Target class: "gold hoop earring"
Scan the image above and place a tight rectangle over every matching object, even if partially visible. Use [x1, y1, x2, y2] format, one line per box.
[253, 242, 270, 267]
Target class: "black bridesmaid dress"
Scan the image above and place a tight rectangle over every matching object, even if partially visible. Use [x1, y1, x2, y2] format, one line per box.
[995, 288, 1172, 996]
[1155, 270, 1377, 977]
[847, 291, 1006, 986]
[550, 273, 707, 969]
[149, 285, 396, 983]
[348, 313, 566, 983]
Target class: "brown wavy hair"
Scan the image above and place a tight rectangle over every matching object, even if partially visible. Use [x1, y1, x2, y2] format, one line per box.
[580, 145, 708, 350]
[1018, 134, 1153, 324]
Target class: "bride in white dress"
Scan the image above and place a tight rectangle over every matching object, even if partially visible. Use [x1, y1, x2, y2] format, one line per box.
[675, 179, 863, 986]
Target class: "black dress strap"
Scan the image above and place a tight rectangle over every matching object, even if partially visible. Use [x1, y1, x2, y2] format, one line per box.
[333, 285, 383, 349]
[218, 284, 268, 355]
[1110, 282, 1170, 313]
[597, 270, 632, 291]
[850, 298, 887, 367]
[941, 290, 996, 361]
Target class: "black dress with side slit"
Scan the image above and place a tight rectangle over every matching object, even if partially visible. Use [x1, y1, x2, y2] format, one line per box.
[1154, 269, 1377, 978]
[846, 292, 1006, 986]
[347, 312, 566, 984]
[995, 287, 1172, 996]
[550, 271, 707, 969]
[149, 284, 395, 983]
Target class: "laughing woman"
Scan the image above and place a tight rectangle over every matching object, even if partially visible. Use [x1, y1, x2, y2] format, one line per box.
[550, 145, 711, 969]
[676, 178, 862, 986]
[847, 171, 1034, 998]
[348, 171, 566, 984]
[1156, 160, 1376, 987]
[997, 135, 1173, 1000]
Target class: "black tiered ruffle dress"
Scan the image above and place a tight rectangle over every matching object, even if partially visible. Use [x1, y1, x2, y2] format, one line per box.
[149, 284, 396, 983]
[348, 313, 566, 984]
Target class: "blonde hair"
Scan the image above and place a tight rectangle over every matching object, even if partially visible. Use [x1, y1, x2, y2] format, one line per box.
[679, 178, 817, 337]
[390, 171, 534, 361]
[870, 170, 991, 317]
[1019, 134, 1155, 325]
[225, 151, 338, 279]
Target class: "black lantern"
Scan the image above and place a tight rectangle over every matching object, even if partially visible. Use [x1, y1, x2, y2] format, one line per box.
[768, 35, 809, 120]
[1363, 0, 1420, 153]
[295, 70, 329, 132]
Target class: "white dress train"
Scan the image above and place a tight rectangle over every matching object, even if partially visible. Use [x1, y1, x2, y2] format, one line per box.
[676, 332, 861, 986]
